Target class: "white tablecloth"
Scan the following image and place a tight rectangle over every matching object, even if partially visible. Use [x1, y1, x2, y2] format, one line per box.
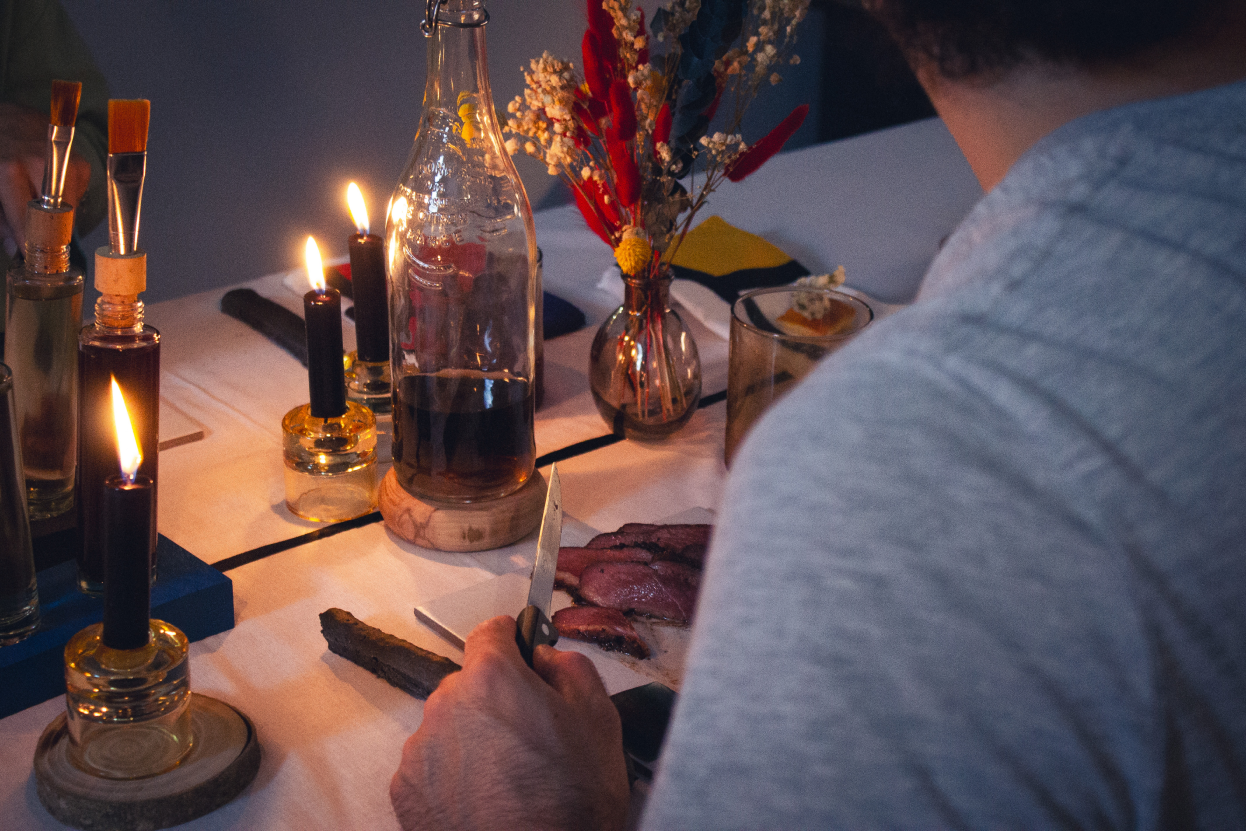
[0, 117, 980, 830]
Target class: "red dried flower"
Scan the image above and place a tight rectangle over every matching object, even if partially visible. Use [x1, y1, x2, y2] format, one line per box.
[586, 0, 618, 59]
[586, 178, 624, 236]
[607, 138, 641, 208]
[725, 104, 809, 183]
[574, 186, 613, 246]
[653, 102, 671, 146]
[608, 79, 636, 142]
[582, 31, 612, 104]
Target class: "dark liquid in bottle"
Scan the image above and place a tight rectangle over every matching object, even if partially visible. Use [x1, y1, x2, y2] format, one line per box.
[393, 372, 534, 502]
[77, 330, 160, 590]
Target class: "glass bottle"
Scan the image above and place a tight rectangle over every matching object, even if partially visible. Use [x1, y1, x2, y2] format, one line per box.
[0, 364, 39, 644]
[385, 0, 538, 504]
[78, 286, 160, 594]
[4, 204, 83, 519]
[590, 268, 702, 438]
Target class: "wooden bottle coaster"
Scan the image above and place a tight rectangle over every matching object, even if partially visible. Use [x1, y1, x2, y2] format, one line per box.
[34, 693, 261, 831]
[379, 467, 546, 552]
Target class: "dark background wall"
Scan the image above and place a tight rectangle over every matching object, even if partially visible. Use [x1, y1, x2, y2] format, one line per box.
[60, 0, 924, 303]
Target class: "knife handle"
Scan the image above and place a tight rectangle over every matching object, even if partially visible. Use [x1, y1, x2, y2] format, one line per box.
[515, 605, 558, 668]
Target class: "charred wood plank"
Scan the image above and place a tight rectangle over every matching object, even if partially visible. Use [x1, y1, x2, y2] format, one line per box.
[319, 608, 460, 699]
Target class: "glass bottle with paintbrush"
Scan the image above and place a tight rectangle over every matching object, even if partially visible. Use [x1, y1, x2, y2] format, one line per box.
[77, 99, 160, 594]
[4, 80, 86, 521]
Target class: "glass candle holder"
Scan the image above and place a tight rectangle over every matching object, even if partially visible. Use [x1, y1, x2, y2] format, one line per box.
[63, 619, 193, 779]
[282, 401, 379, 521]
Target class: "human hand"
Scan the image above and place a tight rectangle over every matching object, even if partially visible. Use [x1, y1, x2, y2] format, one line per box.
[391, 615, 630, 831]
[0, 103, 92, 250]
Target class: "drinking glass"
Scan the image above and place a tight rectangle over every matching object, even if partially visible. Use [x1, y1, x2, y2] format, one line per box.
[725, 286, 872, 466]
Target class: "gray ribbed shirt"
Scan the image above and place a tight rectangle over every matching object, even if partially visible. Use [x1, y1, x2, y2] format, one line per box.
[644, 80, 1246, 829]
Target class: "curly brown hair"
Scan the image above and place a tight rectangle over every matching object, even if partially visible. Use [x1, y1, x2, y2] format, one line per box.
[864, 0, 1220, 78]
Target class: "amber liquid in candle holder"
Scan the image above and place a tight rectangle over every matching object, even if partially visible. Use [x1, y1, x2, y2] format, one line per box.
[346, 355, 393, 415]
[64, 471, 193, 780]
[64, 619, 193, 778]
[282, 402, 378, 521]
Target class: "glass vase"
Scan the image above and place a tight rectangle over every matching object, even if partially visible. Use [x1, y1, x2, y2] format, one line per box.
[589, 269, 701, 438]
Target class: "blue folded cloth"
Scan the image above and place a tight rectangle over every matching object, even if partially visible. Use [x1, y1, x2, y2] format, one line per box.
[543, 290, 586, 339]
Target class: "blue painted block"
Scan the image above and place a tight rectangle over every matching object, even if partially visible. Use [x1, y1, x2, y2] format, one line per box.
[0, 536, 234, 719]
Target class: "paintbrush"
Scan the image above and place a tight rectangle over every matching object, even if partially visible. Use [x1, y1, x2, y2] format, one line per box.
[39, 80, 81, 209]
[106, 99, 150, 255]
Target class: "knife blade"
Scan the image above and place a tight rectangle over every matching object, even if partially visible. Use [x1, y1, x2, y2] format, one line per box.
[516, 464, 562, 667]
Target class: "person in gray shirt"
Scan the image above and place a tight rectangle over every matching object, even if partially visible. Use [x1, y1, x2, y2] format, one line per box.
[389, 1, 1246, 828]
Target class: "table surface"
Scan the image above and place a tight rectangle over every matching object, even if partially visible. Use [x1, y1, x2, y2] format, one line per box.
[0, 117, 980, 830]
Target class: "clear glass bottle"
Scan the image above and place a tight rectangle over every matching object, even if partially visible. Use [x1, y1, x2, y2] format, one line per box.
[78, 293, 160, 594]
[386, 0, 538, 503]
[0, 364, 39, 644]
[4, 204, 83, 520]
[590, 269, 702, 438]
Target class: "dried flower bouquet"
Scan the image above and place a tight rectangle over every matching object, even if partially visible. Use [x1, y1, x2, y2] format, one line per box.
[506, 0, 811, 437]
[505, 0, 811, 277]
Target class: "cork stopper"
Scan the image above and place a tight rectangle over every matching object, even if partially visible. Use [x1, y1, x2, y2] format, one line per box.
[26, 202, 74, 249]
[94, 247, 146, 295]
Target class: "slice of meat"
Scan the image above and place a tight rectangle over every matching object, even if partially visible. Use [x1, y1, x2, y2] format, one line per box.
[555, 546, 653, 590]
[621, 523, 711, 552]
[650, 560, 701, 594]
[553, 606, 650, 658]
[585, 529, 662, 550]
[587, 523, 712, 566]
[578, 562, 698, 622]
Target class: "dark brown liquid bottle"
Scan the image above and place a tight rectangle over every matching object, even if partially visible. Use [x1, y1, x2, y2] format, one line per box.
[77, 295, 159, 594]
[385, 0, 538, 502]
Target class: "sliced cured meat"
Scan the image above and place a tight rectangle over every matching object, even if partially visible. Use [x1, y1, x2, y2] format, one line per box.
[552, 606, 650, 659]
[587, 523, 712, 565]
[555, 546, 653, 590]
[585, 529, 660, 550]
[650, 560, 701, 594]
[578, 562, 698, 622]
[620, 523, 711, 552]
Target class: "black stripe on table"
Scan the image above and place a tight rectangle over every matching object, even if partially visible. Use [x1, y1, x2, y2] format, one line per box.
[215, 389, 727, 571]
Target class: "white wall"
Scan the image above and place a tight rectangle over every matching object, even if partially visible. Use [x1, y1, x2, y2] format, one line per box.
[61, 0, 821, 302]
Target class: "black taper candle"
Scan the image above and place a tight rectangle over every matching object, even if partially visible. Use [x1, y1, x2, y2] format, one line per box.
[349, 234, 389, 363]
[101, 473, 154, 651]
[305, 287, 347, 418]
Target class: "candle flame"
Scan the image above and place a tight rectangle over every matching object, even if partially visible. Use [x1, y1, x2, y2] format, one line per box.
[306, 236, 325, 292]
[111, 376, 142, 482]
[347, 182, 370, 235]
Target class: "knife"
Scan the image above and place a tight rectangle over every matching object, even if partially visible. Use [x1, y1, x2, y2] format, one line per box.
[515, 463, 562, 667]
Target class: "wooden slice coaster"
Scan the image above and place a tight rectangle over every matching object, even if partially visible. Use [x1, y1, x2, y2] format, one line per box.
[34, 693, 261, 831]
[379, 468, 546, 552]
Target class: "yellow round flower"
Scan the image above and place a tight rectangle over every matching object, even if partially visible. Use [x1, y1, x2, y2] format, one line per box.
[458, 101, 478, 142]
[614, 234, 652, 276]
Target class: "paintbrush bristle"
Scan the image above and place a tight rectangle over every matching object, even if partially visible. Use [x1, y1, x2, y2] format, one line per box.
[108, 99, 150, 154]
[50, 80, 82, 127]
